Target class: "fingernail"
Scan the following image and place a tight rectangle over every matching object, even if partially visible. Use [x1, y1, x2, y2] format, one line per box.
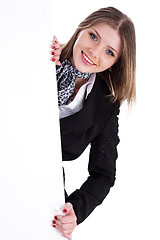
[54, 216, 58, 220]
[51, 45, 55, 49]
[63, 209, 67, 213]
[55, 40, 57, 44]
[53, 224, 56, 228]
[51, 51, 55, 55]
[52, 220, 56, 224]
[52, 58, 55, 62]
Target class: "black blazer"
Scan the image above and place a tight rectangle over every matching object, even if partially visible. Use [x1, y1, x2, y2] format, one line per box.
[60, 74, 120, 225]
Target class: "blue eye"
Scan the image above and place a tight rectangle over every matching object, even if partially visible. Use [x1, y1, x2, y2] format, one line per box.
[90, 33, 97, 42]
[106, 49, 114, 57]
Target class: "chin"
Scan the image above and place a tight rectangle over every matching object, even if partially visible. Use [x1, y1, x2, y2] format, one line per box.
[74, 62, 92, 73]
[72, 54, 94, 73]
[76, 66, 87, 73]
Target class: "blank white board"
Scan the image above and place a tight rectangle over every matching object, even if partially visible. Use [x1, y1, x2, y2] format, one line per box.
[0, 1, 66, 239]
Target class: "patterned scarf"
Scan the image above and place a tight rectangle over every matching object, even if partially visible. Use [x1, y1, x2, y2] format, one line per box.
[56, 59, 92, 106]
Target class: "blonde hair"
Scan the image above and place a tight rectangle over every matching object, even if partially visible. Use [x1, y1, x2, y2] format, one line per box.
[60, 7, 136, 105]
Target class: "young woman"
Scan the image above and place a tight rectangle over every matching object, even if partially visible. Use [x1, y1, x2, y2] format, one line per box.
[51, 7, 136, 239]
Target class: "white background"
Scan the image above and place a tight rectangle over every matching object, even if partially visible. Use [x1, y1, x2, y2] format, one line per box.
[0, 0, 159, 240]
[0, 1, 66, 239]
[54, 0, 160, 239]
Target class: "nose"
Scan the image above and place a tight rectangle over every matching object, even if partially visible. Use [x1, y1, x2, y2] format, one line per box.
[89, 47, 100, 60]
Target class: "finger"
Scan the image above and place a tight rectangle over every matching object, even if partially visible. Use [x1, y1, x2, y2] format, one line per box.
[56, 214, 76, 224]
[52, 47, 62, 54]
[54, 215, 76, 225]
[53, 218, 76, 235]
[53, 35, 58, 44]
[55, 220, 75, 230]
[53, 223, 72, 239]
[51, 48, 62, 57]
[55, 60, 61, 66]
[51, 58, 61, 66]
[51, 42, 61, 50]
[55, 203, 77, 225]
[62, 202, 73, 215]
[51, 55, 60, 62]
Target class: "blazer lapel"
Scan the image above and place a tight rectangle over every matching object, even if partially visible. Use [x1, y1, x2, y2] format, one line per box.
[59, 74, 112, 133]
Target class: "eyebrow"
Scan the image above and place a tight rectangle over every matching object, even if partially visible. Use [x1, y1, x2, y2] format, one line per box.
[92, 28, 118, 54]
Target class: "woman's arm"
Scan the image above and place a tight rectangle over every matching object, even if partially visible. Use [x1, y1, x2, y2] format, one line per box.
[66, 103, 120, 224]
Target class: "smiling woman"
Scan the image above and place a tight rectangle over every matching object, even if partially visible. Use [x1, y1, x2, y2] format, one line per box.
[51, 7, 136, 239]
[59, 7, 136, 105]
[71, 23, 122, 73]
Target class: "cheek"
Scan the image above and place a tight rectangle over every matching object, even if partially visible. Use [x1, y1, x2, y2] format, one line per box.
[72, 40, 82, 58]
[72, 43, 79, 64]
[100, 56, 116, 70]
[100, 58, 111, 70]
[72, 44, 83, 68]
[74, 34, 89, 52]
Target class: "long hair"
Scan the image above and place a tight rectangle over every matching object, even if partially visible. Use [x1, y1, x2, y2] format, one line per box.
[60, 7, 136, 105]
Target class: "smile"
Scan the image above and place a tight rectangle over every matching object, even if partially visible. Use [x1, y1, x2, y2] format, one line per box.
[81, 51, 96, 66]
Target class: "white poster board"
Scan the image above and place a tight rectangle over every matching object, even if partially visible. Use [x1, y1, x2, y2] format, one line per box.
[0, 1, 66, 239]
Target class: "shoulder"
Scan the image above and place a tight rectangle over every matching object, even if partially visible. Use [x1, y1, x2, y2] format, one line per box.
[93, 74, 120, 113]
[60, 74, 120, 133]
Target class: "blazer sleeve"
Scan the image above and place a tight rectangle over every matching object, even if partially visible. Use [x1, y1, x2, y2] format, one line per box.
[65, 102, 120, 225]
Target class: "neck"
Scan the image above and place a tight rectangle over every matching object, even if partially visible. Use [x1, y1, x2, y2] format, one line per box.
[75, 78, 88, 89]
[70, 78, 88, 101]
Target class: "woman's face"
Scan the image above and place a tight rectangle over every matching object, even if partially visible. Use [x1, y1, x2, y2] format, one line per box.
[71, 23, 123, 73]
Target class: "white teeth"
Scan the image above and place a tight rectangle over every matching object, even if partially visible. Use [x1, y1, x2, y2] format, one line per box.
[82, 52, 94, 65]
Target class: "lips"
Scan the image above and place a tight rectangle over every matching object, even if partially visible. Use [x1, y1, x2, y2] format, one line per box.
[81, 51, 96, 66]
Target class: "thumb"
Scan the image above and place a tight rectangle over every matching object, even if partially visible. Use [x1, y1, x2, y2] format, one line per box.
[62, 202, 73, 214]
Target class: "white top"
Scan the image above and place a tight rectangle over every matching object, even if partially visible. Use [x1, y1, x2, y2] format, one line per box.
[59, 74, 96, 119]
